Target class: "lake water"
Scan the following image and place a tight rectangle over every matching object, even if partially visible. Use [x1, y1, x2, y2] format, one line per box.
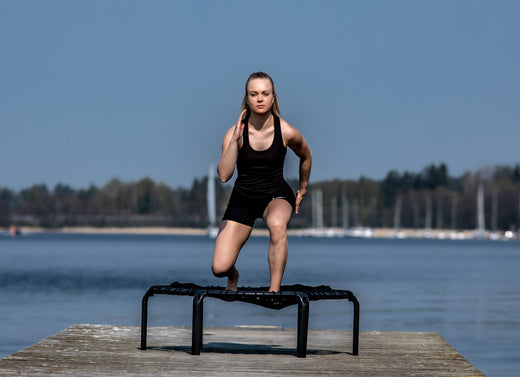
[0, 233, 519, 376]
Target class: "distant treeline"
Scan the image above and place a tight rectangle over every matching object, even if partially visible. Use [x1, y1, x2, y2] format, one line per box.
[1, 163, 520, 231]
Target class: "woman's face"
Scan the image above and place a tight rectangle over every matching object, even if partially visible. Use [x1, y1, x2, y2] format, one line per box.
[246, 78, 274, 115]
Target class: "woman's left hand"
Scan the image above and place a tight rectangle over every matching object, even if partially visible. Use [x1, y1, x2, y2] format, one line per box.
[295, 190, 306, 214]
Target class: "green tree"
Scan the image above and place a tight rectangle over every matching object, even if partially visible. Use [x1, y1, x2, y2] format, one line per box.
[0, 188, 13, 226]
[19, 184, 53, 216]
[135, 178, 155, 214]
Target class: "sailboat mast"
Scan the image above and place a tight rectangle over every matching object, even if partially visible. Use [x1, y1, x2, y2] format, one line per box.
[477, 184, 485, 235]
[341, 187, 349, 230]
[207, 165, 216, 227]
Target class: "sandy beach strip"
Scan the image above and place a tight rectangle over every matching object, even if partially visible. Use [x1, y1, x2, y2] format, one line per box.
[15, 226, 208, 236]
[7, 226, 478, 239]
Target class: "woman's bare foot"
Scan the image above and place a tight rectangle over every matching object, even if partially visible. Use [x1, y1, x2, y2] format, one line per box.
[226, 267, 239, 291]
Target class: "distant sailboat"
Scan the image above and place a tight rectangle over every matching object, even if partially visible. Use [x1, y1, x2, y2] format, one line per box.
[310, 188, 343, 237]
[296, 187, 370, 238]
[474, 184, 486, 239]
[450, 197, 457, 230]
[412, 198, 419, 229]
[207, 165, 219, 238]
[448, 197, 462, 240]
[341, 187, 349, 231]
[490, 188, 499, 239]
[436, 197, 443, 230]
[312, 188, 324, 230]
[341, 188, 372, 238]
[331, 196, 338, 229]
[393, 196, 403, 238]
[423, 196, 432, 238]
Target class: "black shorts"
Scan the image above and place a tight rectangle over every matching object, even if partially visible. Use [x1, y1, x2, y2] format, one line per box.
[222, 182, 296, 227]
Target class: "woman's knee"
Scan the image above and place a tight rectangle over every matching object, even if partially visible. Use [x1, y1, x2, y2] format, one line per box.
[211, 261, 229, 277]
[267, 218, 288, 243]
[212, 221, 252, 262]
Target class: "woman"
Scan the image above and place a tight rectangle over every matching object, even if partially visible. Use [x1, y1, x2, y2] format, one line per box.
[211, 72, 312, 292]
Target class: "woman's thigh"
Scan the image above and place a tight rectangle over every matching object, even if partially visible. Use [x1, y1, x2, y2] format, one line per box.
[212, 220, 253, 269]
[263, 199, 293, 230]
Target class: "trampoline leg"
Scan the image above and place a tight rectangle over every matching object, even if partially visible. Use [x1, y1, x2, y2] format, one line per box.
[140, 290, 152, 350]
[192, 290, 207, 355]
[296, 293, 310, 358]
[352, 295, 360, 355]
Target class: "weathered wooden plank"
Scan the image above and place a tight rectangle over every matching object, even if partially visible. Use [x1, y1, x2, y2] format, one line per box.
[0, 325, 484, 376]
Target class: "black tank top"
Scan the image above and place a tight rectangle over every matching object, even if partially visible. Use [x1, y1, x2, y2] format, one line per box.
[235, 114, 287, 197]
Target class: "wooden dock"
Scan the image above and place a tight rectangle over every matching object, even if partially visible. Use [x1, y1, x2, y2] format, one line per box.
[0, 324, 484, 376]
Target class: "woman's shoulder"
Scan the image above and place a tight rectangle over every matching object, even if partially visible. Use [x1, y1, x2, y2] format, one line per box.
[279, 117, 304, 147]
[279, 117, 300, 138]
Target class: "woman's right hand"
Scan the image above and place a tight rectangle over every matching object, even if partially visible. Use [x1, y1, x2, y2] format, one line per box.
[218, 109, 248, 182]
[232, 109, 247, 142]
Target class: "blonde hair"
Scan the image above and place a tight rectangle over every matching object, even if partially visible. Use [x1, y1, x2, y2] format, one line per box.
[241, 72, 281, 117]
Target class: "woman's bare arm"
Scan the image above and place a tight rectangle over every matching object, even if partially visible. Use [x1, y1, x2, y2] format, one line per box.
[282, 120, 312, 214]
[217, 110, 247, 182]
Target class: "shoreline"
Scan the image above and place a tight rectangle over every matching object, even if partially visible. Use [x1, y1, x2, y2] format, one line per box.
[11, 226, 209, 236]
[10, 226, 273, 237]
[2, 226, 506, 240]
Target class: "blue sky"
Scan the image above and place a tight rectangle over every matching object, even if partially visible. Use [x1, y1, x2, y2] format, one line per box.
[1, 1, 519, 190]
